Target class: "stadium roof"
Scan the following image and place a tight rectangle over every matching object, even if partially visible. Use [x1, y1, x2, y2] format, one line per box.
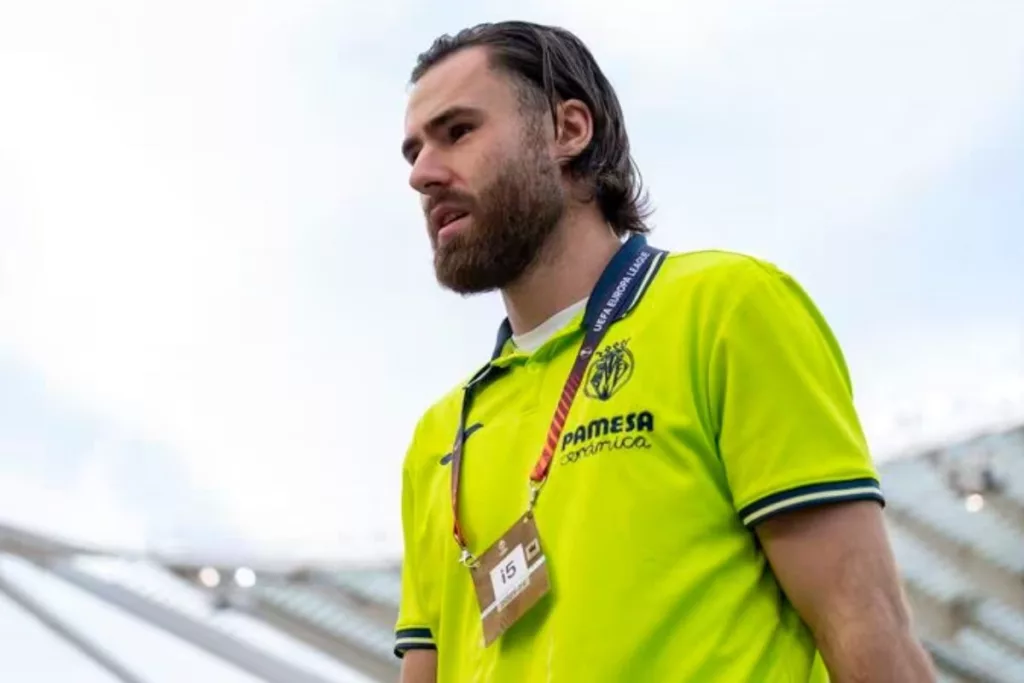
[1, 425, 1022, 682]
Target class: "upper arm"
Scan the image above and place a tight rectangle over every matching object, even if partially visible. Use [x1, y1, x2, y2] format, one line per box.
[754, 499, 909, 638]
[709, 259, 884, 528]
[753, 501, 939, 681]
[400, 649, 438, 683]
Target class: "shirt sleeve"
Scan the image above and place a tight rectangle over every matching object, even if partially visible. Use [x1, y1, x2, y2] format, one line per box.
[709, 259, 884, 528]
[394, 448, 438, 658]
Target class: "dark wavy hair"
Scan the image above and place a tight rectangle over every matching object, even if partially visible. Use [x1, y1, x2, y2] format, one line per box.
[410, 21, 652, 237]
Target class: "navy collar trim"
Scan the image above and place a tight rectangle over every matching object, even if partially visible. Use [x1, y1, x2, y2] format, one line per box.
[488, 234, 654, 362]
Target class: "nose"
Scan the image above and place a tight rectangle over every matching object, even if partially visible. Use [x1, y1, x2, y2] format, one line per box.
[408, 146, 453, 195]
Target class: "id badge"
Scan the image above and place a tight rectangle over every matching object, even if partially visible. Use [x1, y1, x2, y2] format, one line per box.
[470, 510, 550, 646]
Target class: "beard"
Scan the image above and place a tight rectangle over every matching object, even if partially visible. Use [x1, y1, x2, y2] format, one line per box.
[430, 141, 567, 295]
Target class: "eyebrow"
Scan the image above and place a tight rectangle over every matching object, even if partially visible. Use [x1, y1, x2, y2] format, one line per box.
[401, 105, 481, 162]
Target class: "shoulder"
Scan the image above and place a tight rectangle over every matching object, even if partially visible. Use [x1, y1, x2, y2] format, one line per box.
[644, 248, 807, 322]
[642, 247, 839, 361]
[655, 248, 791, 292]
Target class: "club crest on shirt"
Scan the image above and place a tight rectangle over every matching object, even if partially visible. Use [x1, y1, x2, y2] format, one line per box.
[584, 339, 634, 401]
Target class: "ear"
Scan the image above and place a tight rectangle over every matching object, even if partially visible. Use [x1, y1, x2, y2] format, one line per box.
[552, 98, 593, 166]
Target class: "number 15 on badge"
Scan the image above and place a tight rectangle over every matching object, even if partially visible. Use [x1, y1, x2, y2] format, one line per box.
[470, 511, 550, 646]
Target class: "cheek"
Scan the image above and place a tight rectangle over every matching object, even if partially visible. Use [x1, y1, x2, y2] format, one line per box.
[459, 137, 511, 188]
[450, 155, 483, 192]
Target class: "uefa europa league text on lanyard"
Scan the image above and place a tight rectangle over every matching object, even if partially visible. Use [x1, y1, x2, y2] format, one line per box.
[448, 243, 662, 646]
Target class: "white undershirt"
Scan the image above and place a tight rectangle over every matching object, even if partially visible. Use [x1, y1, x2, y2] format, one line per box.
[511, 298, 588, 353]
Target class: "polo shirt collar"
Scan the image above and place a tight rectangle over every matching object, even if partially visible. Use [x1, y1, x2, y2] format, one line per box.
[488, 234, 649, 361]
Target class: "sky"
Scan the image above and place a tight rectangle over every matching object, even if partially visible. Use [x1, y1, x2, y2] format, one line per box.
[0, 0, 1022, 565]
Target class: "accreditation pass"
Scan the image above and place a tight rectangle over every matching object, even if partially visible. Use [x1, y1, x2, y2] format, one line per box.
[470, 511, 550, 646]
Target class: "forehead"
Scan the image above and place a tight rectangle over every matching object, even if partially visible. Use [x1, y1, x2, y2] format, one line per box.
[405, 46, 517, 131]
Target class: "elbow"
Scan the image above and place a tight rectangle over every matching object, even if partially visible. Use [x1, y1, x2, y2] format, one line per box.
[817, 624, 935, 683]
[812, 591, 936, 682]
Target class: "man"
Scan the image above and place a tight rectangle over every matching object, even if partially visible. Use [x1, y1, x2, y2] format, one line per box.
[395, 20, 936, 683]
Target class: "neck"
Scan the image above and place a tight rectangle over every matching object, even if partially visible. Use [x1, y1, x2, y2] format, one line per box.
[501, 212, 622, 336]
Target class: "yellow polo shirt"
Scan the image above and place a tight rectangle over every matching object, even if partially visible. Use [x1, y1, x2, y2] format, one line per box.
[395, 237, 882, 681]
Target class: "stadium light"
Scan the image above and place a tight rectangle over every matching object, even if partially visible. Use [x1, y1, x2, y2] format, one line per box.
[198, 567, 221, 588]
[234, 567, 257, 588]
[964, 493, 984, 513]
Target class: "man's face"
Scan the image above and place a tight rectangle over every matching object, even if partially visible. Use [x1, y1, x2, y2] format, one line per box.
[402, 47, 567, 294]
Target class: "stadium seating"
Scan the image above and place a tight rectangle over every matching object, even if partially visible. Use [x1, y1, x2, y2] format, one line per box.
[0, 424, 1021, 682]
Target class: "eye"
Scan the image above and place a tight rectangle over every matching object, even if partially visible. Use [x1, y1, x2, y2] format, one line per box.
[402, 142, 421, 166]
[448, 122, 474, 142]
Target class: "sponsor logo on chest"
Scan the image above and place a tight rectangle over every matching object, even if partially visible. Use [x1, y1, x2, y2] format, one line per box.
[560, 410, 655, 465]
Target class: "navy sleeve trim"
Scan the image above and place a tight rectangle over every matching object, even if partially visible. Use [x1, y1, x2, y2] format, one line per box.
[739, 477, 885, 528]
[394, 627, 436, 659]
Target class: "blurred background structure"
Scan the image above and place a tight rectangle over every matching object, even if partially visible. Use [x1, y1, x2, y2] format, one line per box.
[1, 422, 1022, 682]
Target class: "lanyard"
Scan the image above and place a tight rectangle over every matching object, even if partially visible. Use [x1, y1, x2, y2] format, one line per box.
[449, 242, 662, 566]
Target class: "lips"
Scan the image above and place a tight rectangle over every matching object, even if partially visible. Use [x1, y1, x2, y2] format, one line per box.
[429, 203, 472, 240]
[438, 208, 469, 228]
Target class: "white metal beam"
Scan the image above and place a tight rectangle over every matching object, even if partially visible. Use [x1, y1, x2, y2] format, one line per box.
[46, 560, 340, 683]
[0, 568, 149, 683]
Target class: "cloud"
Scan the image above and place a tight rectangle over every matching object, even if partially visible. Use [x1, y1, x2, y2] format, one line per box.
[495, 1, 1024, 254]
[0, 0, 1021, 561]
[0, 0, 425, 558]
[0, 466, 148, 551]
[854, 319, 1024, 457]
